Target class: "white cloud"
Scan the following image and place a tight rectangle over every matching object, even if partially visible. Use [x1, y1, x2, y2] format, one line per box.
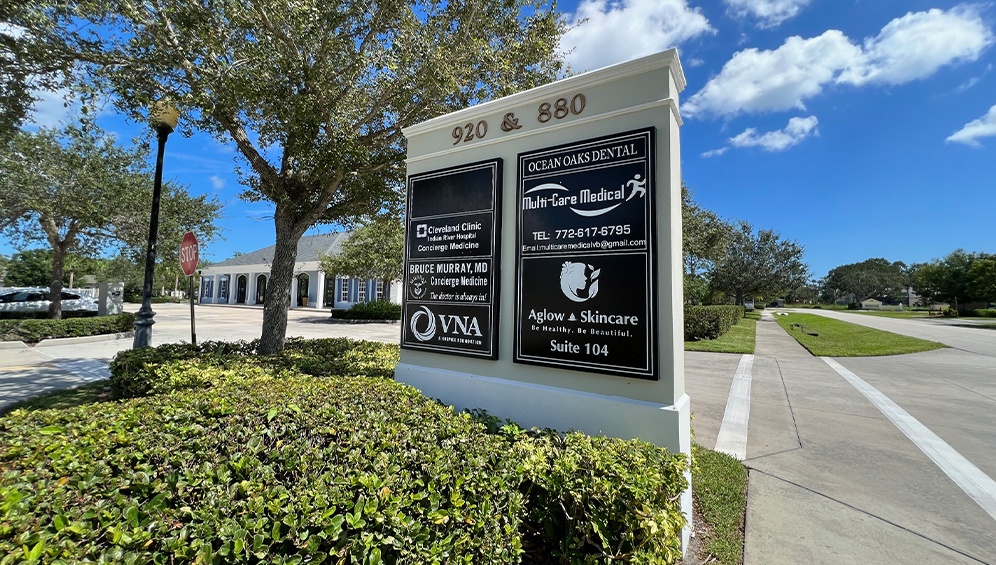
[725, 0, 810, 28]
[684, 31, 860, 117]
[729, 115, 819, 151]
[839, 7, 993, 86]
[209, 175, 226, 190]
[946, 104, 996, 146]
[701, 147, 729, 157]
[560, 0, 714, 71]
[19, 88, 80, 130]
[685, 6, 993, 118]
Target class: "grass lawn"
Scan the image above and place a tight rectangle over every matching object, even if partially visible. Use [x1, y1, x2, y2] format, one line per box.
[847, 310, 931, 319]
[774, 313, 945, 356]
[691, 443, 747, 564]
[685, 311, 759, 354]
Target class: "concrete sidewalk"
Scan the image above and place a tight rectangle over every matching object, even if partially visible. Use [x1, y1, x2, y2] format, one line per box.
[688, 312, 995, 564]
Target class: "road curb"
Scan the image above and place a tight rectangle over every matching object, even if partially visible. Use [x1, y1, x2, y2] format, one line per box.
[34, 332, 136, 348]
[0, 341, 29, 350]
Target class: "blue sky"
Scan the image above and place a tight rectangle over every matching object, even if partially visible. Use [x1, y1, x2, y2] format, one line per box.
[8, 0, 996, 279]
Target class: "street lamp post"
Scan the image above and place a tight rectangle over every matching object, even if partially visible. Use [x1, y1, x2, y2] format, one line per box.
[133, 102, 179, 349]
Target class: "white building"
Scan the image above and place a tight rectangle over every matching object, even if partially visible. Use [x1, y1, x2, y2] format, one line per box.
[198, 232, 400, 309]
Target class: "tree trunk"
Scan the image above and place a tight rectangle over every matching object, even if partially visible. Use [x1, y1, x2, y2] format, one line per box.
[48, 245, 66, 319]
[258, 208, 306, 354]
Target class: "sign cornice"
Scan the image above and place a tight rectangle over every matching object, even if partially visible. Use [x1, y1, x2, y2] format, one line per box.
[403, 49, 684, 139]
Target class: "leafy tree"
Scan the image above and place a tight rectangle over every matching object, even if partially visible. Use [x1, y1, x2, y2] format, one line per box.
[2, 248, 99, 287]
[23, 0, 564, 352]
[0, 121, 221, 317]
[821, 258, 907, 303]
[708, 221, 810, 305]
[913, 250, 995, 308]
[0, 8, 79, 136]
[682, 184, 732, 277]
[319, 216, 403, 299]
[969, 258, 996, 305]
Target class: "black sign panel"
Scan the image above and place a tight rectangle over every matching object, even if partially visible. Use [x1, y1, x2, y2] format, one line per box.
[515, 129, 658, 379]
[403, 159, 502, 358]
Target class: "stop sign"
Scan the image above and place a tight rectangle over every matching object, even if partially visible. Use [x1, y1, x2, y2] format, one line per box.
[179, 231, 199, 276]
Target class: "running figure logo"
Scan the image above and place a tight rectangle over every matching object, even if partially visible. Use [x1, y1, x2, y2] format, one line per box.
[560, 261, 600, 302]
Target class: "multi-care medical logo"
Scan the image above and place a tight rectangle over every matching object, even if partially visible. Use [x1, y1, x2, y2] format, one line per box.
[521, 173, 646, 217]
[409, 305, 483, 342]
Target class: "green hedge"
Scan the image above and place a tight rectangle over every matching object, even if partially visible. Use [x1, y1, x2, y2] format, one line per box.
[109, 337, 400, 399]
[0, 373, 526, 564]
[962, 308, 996, 317]
[331, 300, 402, 321]
[91, 340, 688, 563]
[0, 313, 135, 343]
[684, 305, 744, 341]
[0, 310, 96, 320]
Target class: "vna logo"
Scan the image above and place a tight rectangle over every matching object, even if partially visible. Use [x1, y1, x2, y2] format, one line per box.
[410, 305, 483, 342]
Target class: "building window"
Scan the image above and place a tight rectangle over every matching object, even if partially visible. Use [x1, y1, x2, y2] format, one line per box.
[340, 278, 349, 302]
[376, 280, 384, 301]
[201, 278, 214, 299]
[358, 281, 366, 302]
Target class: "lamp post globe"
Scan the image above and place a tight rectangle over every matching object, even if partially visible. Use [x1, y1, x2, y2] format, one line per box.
[133, 101, 179, 349]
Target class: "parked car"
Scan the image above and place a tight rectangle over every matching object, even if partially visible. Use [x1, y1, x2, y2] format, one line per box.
[0, 288, 98, 317]
[743, 300, 755, 312]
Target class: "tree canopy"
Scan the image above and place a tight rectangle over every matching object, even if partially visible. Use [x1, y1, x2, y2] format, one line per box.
[681, 184, 732, 277]
[0, 121, 221, 317]
[319, 216, 403, 295]
[16, 0, 565, 350]
[708, 221, 810, 305]
[912, 250, 996, 308]
[820, 257, 908, 303]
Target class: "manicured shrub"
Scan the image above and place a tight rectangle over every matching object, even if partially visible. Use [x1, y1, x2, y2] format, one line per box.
[469, 413, 687, 564]
[515, 432, 687, 564]
[109, 338, 399, 399]
[961, 308, 996, 317]
[0, 374, 526, 564]
[0, 313, 134, 343]
[331, 300, 402, 321]
[684, 305, 744, 341]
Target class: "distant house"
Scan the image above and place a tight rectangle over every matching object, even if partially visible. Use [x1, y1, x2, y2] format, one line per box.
[860, 298, 882, 310]
[198, 232, 400, 309]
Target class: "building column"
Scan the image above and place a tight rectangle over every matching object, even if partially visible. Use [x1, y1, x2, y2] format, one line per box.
[247, 274, 257, 305]
[228, 273, 237, 304]
[290, 276, 298, 309]
[316, 272, 326, 309]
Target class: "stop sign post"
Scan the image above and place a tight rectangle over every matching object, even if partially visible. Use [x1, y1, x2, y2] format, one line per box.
[179, 232, 198, 345]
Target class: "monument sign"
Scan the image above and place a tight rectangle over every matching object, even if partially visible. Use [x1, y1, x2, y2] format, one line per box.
[396, 50, 691, 548]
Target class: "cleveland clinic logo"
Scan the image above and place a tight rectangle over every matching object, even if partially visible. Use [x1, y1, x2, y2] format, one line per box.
[560, 261, 600, 302]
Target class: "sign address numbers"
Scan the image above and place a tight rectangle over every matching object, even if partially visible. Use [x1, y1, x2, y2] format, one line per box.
[450, 93, 587, 146]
